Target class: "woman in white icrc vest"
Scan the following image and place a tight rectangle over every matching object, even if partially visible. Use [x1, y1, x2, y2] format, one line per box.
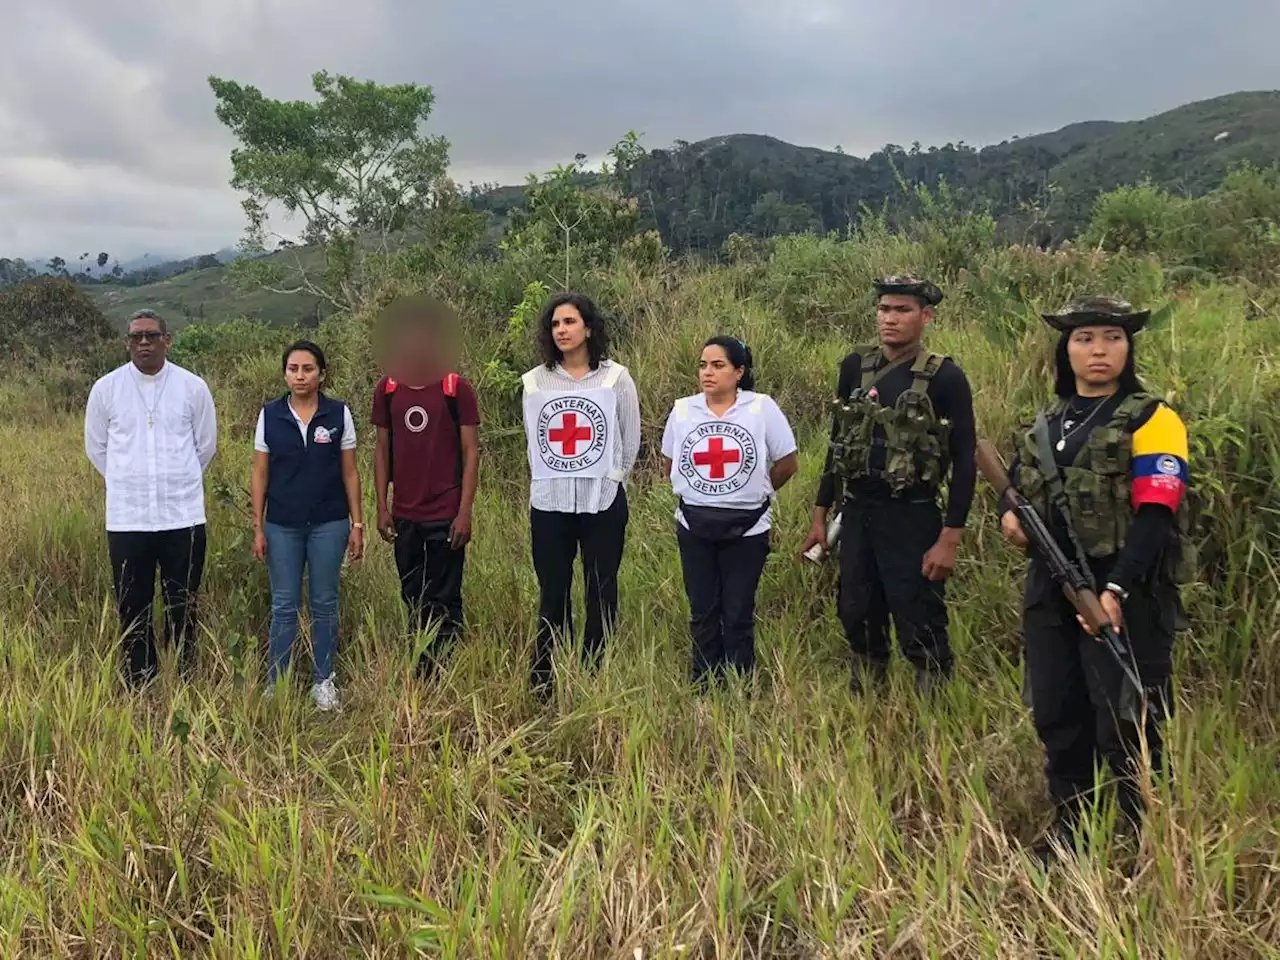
[661, 336, 798, 685]
[521, 292, 641, 697]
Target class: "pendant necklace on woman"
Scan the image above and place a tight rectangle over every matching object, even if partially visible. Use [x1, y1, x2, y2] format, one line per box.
[1057, 396, 1106, 452]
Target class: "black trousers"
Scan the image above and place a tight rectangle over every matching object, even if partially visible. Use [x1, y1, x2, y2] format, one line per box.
[677, 526, 770, 683]
[529, 489, 628, 689]
[836, 496, 952, 676]
[1023, 564, 1176, 825]
[394, 517, 465, 672]
[107, 525, 206, 687]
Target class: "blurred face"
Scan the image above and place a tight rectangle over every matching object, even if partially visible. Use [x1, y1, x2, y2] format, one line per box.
[284, 350, 324, 397]
[1067, 324, 1128, 388]
[385, 322, 455, 382]
[551, 304, 589, 356]
[876, 295, 931, 348]
[126, 316, 170, 373]
[698, 345, 742, 397]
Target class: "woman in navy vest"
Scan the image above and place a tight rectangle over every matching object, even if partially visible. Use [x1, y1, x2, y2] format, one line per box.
[251, 341, 364, 711]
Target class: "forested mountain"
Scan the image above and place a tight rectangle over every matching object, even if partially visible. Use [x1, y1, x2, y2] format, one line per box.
[507, 90, 1280, 252]
[10, 89, 1277, 328]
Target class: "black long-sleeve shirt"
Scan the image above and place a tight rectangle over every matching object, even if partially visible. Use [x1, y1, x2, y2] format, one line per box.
[815, 348, 977, 528]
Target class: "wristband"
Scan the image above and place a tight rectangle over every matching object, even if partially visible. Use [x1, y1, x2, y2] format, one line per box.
[352, 522, 364, 530]
[1104, 582, 1129, 602]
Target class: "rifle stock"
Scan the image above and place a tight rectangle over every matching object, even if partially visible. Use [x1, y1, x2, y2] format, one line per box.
[977, 439, 1145, 702]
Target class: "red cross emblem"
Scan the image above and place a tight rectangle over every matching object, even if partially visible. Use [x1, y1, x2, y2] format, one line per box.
[693, 436, 743, 480]
[548, 412, 592, 456]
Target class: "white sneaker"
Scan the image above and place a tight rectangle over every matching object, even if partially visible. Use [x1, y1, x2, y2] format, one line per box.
[311, 677, 339, 712]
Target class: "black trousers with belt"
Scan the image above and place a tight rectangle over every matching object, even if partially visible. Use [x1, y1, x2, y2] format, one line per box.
[529, 489, 628, 689]
[836, 495, 952, 678]
[1022, 561, 1177, 826]
[677, 526, 770, 683]
[107, 525, 207, 687]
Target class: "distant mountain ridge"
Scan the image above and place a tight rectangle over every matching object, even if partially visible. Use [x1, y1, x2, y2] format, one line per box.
[24, 88, 1280, 327]
[605, 90, 1280, 250]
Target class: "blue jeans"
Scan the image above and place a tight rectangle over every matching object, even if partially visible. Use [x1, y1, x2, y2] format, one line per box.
[265, 518, 350, 682]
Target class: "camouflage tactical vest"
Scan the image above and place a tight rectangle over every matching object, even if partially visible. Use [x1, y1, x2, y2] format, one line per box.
[828, 346, 951, 495]
[1013, 392, 1197, 584]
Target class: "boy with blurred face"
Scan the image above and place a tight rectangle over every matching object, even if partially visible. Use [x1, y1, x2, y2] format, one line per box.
[801, 276, 977, 694]
[84, 309, 217, 687]
[371, 296, 480, 678]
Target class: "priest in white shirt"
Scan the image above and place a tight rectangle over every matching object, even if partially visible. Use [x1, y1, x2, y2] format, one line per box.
[84, 310, 218, 687]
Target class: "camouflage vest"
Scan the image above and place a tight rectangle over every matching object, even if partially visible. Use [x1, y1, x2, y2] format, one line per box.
[1013, 392, 1197, 584]
[828, 346, 951, 495]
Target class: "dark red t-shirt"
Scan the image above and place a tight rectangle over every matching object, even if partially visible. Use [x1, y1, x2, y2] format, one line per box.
[371, 375, 480, 522]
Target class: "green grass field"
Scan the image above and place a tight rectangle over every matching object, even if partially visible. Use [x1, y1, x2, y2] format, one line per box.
[3, 249, 1279, 957]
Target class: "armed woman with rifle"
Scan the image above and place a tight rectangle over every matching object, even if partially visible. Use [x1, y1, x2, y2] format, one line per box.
[998, 296, 1193, 859]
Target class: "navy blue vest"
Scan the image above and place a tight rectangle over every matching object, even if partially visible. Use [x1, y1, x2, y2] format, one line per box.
[263, 393, 350, 526]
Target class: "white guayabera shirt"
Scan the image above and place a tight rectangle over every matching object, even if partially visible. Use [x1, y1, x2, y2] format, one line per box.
[84, 361, 218, 532]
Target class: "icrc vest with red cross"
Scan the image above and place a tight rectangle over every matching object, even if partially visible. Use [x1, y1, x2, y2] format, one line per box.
[522, 363, 624, 481]
[669, 392, 773, 508]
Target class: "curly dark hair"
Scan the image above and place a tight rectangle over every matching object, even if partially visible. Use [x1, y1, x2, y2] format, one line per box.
[536, 292, 611, 369]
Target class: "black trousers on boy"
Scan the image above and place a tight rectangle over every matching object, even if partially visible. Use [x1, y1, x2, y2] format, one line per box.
[836, 496, 953, 683]
[107, 525, 206, 687]
[1023, 562, 1176, 826]
[529, 489, 628, 690]
[676, 526, 770, 683]
[394, 517, 466, 675]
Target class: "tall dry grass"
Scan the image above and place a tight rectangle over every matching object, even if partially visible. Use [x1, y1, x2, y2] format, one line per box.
[0, 237, 1277, 957]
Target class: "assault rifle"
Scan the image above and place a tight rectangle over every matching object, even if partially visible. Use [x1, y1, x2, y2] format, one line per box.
[976, 440, 1144, 710]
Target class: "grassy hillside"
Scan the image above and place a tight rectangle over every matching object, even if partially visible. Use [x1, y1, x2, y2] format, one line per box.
[89, 253, 326, 330]
[3, 227, 1278, 954]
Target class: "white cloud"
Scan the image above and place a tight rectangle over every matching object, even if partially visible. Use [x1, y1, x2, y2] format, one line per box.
[1, 0, 1277, 259]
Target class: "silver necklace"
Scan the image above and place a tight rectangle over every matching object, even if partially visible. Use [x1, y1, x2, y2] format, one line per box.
[1056, 397, 1107, 452]
[132, 364, 170, 428]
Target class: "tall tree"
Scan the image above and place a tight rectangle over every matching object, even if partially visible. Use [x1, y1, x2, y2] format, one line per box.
[208, 70, 450, 314]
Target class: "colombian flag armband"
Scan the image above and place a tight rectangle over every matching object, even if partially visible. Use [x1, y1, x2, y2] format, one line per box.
[1130, 404, 1189, 511]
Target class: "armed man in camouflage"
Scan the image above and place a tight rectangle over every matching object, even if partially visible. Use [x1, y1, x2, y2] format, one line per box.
[800, 276, 977, 693]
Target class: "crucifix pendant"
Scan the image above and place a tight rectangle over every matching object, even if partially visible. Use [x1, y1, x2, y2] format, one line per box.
[147, 413, 154, 428]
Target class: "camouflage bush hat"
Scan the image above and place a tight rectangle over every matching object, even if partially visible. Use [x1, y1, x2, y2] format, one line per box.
[873, 275, 944, 307]
[1042, 296, 1150, 334]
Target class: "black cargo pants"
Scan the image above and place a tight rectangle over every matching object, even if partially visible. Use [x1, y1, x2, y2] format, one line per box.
[836, 496, 953, 678]
[1022, 562, 1176, 825]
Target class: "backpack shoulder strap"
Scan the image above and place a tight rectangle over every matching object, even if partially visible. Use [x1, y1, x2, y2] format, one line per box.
[442, 372, 459, 397]
[909, 351, 946, 392]
[861, 346, 922, 392]
[747, 394, 765, 415]
[674, 397, 690, 422]
[601, 361, 624, 390]
[521, 370, 539, 395]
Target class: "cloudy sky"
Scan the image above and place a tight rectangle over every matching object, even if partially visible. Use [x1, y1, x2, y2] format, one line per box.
[3, 0, 1278, 261]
